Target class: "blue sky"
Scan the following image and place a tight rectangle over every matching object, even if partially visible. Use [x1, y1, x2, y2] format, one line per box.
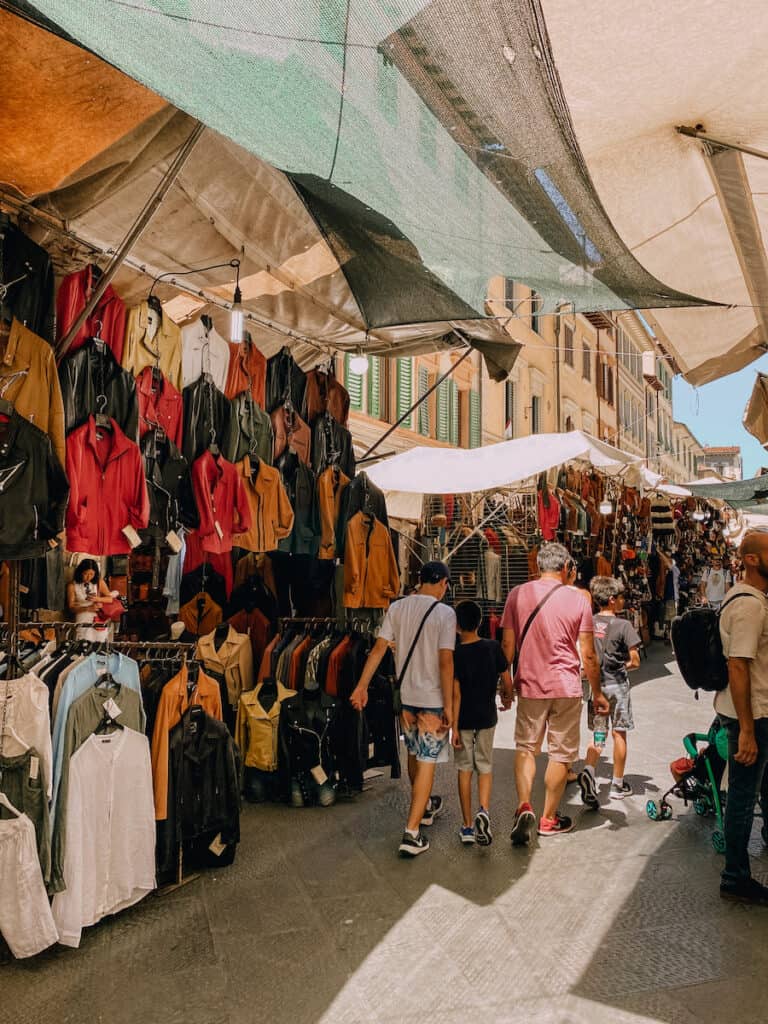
[674, 355, 768, 479]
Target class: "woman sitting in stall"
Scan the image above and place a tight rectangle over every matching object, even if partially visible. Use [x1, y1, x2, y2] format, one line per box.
[66, 559, 119, 642]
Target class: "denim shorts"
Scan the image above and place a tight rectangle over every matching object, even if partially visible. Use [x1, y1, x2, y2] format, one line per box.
[588, 681, 634, 732]
[401, 705, 450, 763]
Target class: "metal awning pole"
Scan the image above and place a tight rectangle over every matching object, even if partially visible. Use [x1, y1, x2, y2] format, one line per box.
[676, 126, 768, 163]
[56, 120, 205, 359]
[358, 333, 473, 462]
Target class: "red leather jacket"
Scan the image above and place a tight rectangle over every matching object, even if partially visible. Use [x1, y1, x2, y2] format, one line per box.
[56, 265, 126, 362]
[65, 417, 149, 554]
[191, 450, 252, 555]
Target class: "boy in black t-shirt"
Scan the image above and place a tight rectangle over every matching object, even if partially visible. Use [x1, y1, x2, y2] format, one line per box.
[451, 601, 512, 846]
[578, 577, 642, 808]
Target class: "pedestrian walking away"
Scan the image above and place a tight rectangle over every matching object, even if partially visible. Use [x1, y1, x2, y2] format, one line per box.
[451, 601, 514, 846]
[501, 543, 609, 844]
[578, 576, 641, 809]
[350, 561, 456, 857]
[716, 530, 768, 905]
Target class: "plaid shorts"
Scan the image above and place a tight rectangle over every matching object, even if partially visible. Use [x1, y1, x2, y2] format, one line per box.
[401, 705, 450, 763]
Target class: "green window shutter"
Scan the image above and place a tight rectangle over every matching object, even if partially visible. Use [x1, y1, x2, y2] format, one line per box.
[436, 380, 450, 442]
[469, 390, 481, 448]
[448, 380, 459, 446]
[417, 365, 430, 436]
[396, 358, 413, 427]
[368, 356, 381, 419]
[344, 354, 364, 411]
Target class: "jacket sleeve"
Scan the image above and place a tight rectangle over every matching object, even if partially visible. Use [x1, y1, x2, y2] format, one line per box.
[106, 295, 127, 365]
[192, 456, 217, 542]
[128, 447, 151, 530]
[234, 697, 247, 783]
[233, 474, 252, 536]
[45, 349, 66, 468]
[343, 518, 362, 604]
[384, 527, 401, 601]
[64, 431, 83, 534]
[42, 439, 70, 541]
[58, 357, 78, 435]
[125, 376, 139, 442]
[275, 477, 295, 540]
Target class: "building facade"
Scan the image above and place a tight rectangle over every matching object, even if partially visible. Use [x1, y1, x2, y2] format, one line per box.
[672, 422, 706, 483]
[699, 446, 743, 481]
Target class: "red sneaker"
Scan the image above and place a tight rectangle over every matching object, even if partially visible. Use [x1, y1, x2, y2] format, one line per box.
[537, 812, 574, 837]
[510, 802, 536, 846]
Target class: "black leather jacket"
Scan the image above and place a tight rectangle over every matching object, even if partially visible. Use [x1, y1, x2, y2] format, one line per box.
[278, 690, 338, 797]
[276, 450, 320, 556]
[59, 339, 139, 438]
[228, 391, 274, 465]
[159, 707, 241, 875]
[311, 411, 356, 478]
[140, 429, 197, 540]
[265, 347, 307, 416]
[0, 411, 69, 559]
[181, 374, 234, 464]
[0, 222, 55, 342]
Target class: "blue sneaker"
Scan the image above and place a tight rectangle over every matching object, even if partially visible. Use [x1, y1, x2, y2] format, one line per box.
[459, 826, 476, 845]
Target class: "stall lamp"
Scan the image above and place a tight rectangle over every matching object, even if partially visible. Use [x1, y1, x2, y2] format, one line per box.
[349, 349, 369, 375]
[230, 260, 244, 344]
[599, 500, 613, 515]
[692, 510, 705, 521]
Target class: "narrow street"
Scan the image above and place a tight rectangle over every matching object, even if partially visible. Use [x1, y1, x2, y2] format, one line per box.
[4, 643, 765, 1024]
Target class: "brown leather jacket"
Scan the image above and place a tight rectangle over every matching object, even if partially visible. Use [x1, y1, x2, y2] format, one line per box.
[305, 368, 350, 426]
[343, 512, 400, 609]
[1, 319, 65, 464]
[271, 405, 311, 465]
[317, 465, 350, 560]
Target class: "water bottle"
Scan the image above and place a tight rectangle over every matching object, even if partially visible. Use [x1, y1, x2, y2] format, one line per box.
[593, 713, 608, 749]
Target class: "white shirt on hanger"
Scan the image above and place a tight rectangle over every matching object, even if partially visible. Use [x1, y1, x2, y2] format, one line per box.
[52, 729, 156, 948]
[0, 674, 53, 800]
[181, 319, 231, 392]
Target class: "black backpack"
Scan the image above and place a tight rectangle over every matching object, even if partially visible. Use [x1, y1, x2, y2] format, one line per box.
[671, 592, 762, 692]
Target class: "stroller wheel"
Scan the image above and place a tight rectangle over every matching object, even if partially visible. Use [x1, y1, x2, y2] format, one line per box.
[712, 830, 726, 854]
[660, 802, 673, 821]
[693, 798, 709, 817]
[646, 800, 661, 821]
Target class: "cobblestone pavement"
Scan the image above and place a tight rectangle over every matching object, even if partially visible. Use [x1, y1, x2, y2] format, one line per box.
[3, 644, 768, 1023]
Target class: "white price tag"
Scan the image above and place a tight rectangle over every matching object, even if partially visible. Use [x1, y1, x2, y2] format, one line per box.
[29, 756, 39, 781]
[208, 833, 227, 857]
[166, 529, 183, 553]
[214, 520, 224, 541]
[121, 524, 142, 548]
[103, 698, 122, 721]
[368, 743, 375, 759]
[310, 765, 328, 786]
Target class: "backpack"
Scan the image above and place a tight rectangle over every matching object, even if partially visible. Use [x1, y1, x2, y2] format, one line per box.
[671, 592, 762, 692]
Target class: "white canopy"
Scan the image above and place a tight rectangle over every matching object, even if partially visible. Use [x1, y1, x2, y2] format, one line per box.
[366, 430, 641, 497]
[543, 1, 768, 384]
[641, 467, 692, 498]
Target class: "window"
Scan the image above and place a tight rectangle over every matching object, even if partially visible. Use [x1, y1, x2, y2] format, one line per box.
[564, 414, 575, 432]
[531, 290, 542, 335]
[582, 341, 591, 380]
[418, 106, 437, 168]
[417, 364, 430, 436]
[395, 358, 413, 428]
[531, 395, 542, 434]
[505, 379, 516, 439]
[367, 356, 382, 419]
[563, 325, 574, 367]
[344, 353, 365, 411]
[469, 390, 481, 448]
[377, 51, 398, 125]
[606, 366, 614, 406]
[448, 380, 459, 446]
[436, 379, 450, 442]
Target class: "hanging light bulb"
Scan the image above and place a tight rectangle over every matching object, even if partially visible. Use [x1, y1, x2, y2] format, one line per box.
[692, 508, 705, 522]
[230, 259, 244, 343]
[349, 348, 369, 375]
[599, 500, 613, 515]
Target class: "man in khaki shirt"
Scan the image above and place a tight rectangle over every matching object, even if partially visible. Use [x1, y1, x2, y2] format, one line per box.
[717, 529, 768, 904]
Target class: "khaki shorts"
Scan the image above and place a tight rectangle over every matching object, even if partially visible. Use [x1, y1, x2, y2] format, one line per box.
[454, 727, 495, 774]
[515, 696, 581, 764]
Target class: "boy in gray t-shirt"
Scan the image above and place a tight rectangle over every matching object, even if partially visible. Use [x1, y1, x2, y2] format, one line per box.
[351, 562, 456, 858]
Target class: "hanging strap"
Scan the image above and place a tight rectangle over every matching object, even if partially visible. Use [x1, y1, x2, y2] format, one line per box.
[513, 583, 564, 676]
[396, 600, 441, 689]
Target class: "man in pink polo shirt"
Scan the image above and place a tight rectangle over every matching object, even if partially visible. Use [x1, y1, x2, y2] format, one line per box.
[501, 543, 608, 843]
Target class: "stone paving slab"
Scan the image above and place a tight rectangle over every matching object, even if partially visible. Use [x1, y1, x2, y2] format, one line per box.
[2, 645, 768, 1023]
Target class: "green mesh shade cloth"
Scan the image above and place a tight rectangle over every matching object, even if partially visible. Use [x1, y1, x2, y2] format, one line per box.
[14, 0, 706, 331]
